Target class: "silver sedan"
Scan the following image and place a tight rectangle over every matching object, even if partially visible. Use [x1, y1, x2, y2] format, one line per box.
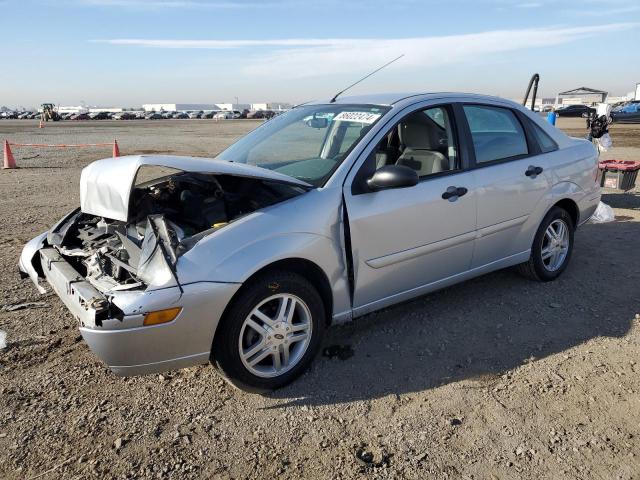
[19, 93, 601, 392]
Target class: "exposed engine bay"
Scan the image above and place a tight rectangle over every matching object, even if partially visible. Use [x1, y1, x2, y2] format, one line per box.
[48, 172, 304, 293]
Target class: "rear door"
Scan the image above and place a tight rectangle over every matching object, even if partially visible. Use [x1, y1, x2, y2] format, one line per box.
[343, 104, 477, 314]
[459, 104, 551, 267]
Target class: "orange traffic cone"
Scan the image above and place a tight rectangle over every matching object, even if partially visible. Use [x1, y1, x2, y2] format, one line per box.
[3, 140, 17, 169]
[112, 139, 120, 158]
[38, 120, 44, 129]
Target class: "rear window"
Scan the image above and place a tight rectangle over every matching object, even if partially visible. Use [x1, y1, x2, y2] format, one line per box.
[463, 105, 528, 163]
[529, 122, 558, 153]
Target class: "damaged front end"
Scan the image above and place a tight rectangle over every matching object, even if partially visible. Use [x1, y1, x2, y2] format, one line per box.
[18, 156, 310, 369]
[38, 209, 183, 328]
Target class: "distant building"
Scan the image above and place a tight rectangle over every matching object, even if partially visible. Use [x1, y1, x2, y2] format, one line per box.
[606, 96, 631, 104]
[88, 107, 123, 113]
[57, 105, 89, 114]
[56, 105, 125, 114]
[142, 103, 224, 112]
[557, 87, 608, 106]
[251, 103, 292, 111]
[143, 102, 290, 112]
[216, 103, 251, 112]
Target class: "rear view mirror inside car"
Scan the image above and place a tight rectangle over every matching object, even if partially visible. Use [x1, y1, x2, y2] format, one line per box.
[306, 117, 329, 129]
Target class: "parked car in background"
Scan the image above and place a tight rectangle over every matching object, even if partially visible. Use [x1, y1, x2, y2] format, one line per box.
[611, 101, 640, 124]
[213, 111, 234, 120]
[20, 93, 600, 392]
[89, 112, 111, 120]
[555, 105, 595, 117]
[188, 111, 203, 119]
[71, 113, 90, 120]
[174, 112, 189, 119]
[115, 112, 137, 120]
[145, 113, 164, 120]
[247, 110, 266, 119]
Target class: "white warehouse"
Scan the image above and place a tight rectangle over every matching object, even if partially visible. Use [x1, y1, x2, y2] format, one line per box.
[142, 103, 223, 112]
[143, 103, 286, 112]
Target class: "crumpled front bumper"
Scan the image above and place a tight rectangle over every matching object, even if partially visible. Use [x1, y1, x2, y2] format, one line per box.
[19, 236, 242, 376]
[18, 232, 48, 294]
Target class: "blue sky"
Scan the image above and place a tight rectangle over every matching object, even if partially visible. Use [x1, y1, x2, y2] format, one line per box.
[0, 0, 638, 107]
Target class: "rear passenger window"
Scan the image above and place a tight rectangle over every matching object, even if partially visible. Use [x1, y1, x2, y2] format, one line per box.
[529, 122, 558, 153]
[463, 105, 528, 163]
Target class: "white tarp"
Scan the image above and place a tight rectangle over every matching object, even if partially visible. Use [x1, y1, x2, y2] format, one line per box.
[589, 201, 615, 223]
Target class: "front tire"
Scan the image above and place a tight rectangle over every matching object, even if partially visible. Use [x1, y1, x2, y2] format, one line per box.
[212, 271, 326, 393]
[517, 206, 574, 282]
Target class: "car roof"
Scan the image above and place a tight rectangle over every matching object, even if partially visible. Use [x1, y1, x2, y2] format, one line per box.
[307, 92, 515, 107]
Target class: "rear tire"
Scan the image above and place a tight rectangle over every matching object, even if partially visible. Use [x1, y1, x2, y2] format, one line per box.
[517, 206, 574, 282]
[212, 271, 325, 393]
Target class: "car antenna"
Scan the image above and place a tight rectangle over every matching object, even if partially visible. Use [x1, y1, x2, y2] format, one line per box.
[330, 54, 404, 103]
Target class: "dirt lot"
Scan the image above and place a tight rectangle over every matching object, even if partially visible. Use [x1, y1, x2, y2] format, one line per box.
[1, 117, 639, 479]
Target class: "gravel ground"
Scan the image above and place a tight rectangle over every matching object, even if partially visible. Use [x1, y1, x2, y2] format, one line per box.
[1, 118, 639, 479]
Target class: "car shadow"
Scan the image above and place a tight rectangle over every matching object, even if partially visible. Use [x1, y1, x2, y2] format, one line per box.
[602, 190, 640, 210]
[267, 215, 637, 407]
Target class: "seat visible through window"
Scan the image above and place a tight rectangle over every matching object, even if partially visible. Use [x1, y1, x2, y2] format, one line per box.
[371, 106, 458, 178]
[396, 118, 449, 176]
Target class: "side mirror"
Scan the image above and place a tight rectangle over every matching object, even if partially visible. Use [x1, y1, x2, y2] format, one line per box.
[366, 165, 418, 191]
[306, 117, 329, 129]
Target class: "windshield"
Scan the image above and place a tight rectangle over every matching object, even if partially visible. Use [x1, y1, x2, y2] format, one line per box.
[216, 104, 390, 186]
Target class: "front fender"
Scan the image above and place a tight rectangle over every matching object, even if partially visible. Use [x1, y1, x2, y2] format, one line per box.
[215, 232, 340, 282]
[178, 231, 351, 320]
[172, 186, 351, 318]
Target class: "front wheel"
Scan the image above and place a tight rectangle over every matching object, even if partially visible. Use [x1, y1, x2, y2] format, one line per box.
[212, 271, 326, 393]
[517, 206, 575, 282]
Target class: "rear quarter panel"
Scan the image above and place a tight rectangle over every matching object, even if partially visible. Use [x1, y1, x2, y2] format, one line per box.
[545, 138, 600, 225]
[517, 107, 600, 226]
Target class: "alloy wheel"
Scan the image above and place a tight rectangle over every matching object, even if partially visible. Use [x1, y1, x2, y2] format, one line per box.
[541, 219, 570, 272]
[238, 294, 313, 378]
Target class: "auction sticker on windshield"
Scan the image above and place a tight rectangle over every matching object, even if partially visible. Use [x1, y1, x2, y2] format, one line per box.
[333, 111, 382, 124]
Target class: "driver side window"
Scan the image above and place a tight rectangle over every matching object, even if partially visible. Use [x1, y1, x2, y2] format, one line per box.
[373, 106, 458, 178]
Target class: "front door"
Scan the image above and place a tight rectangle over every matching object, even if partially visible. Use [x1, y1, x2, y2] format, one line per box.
[343, 105, 477, 313]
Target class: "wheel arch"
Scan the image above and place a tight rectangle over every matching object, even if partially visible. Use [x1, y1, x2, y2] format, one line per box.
[552, 198, 579, 227]
[215, 258, 334, 342]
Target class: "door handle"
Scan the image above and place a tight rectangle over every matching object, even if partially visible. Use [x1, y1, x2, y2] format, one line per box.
[525, 165, 543, 177]
[442, 186, 468, 201]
